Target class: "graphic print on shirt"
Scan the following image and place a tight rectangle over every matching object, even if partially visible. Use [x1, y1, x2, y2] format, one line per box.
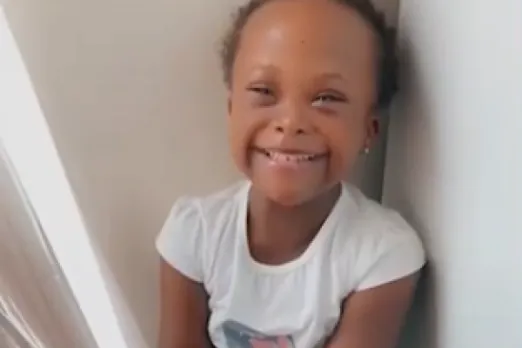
[222, 320, 295, 348]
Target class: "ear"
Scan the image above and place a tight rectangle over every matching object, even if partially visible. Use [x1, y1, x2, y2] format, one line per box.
[364, 112, 379, 149]
[227, 93, 233, 117]
[372, 117, 380, 137]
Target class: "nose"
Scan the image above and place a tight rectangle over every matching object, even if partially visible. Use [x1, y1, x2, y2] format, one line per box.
[272, 102, 313, 136]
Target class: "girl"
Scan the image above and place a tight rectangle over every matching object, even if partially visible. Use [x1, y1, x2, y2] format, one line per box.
[156, 0, 425, 347]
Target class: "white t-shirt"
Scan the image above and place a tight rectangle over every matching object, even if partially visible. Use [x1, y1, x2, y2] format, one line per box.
[156, 181, 425, 348]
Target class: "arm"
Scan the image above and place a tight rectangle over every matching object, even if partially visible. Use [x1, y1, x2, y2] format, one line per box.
[158, 258, 213, 348]
[156, 197, 212, 347]
[326, 273, 419, 348]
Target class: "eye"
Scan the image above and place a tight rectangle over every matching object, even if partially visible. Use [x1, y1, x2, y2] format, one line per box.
[312, 92, 347, 107]
[246, 85, 276, 107]
[247, 86, 273, 96]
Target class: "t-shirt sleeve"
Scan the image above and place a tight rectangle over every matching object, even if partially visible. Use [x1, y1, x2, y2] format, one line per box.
[155, 197, 204, 282]
[355, 213, 426, 291]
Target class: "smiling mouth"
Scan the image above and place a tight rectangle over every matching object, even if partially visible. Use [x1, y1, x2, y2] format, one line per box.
[253, 147, 328, 163]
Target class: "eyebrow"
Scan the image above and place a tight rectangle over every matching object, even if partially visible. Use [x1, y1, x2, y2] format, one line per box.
[313, 72, 347, 82]
[248, 64, 281, 76]
[249, 65, 347, 81]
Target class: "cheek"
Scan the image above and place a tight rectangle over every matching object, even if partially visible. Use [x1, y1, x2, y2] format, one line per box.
[228, 112, 264, 173]
[324, 120, 366, 175]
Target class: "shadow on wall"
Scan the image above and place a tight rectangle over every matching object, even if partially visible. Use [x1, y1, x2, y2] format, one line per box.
[387, 37, 439, 348]
[399, 266, 438, 348]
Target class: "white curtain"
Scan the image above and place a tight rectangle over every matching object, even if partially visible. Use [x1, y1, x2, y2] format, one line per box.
[0, 143, 149, 348]
[0, 145, 98, 348]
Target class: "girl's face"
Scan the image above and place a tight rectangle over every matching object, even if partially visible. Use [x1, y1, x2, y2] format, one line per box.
[228, 0, 379, 206]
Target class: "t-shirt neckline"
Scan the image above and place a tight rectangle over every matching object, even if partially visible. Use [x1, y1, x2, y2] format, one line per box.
[236, 181, 347, 275]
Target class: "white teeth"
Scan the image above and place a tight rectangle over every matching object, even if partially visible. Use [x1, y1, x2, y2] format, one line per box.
[266, 151, 315, 162]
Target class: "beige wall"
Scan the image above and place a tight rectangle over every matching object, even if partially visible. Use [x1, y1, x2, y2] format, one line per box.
[4, 0, 398, 344]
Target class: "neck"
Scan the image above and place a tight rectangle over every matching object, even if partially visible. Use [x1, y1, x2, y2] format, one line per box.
[247, 183, 342, 264]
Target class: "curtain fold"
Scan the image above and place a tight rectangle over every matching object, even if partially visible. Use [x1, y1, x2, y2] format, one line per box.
[0, 145, 98, 348]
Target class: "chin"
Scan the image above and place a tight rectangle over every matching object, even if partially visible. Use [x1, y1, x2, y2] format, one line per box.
[263, 185, 318, 207]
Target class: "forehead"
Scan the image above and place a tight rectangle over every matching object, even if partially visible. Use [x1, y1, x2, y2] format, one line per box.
[234, 0, 378, 81]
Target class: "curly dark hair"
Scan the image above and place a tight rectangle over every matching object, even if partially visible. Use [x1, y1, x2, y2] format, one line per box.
[220, 0, 399, 109]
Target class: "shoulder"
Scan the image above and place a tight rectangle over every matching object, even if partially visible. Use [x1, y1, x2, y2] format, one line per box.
[343, 184, 422, 245]
[163, 181, 247, 231]
[194, 181, 249, 224]
[332, 184, 426, 292]
[155, 181, 248, 282]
